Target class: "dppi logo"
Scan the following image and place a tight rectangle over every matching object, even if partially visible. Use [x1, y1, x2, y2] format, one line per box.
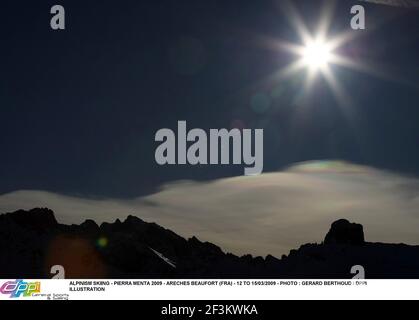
[0, 280, 41, 298]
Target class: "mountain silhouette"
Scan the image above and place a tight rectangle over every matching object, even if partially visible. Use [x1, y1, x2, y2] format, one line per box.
[1, 208, 419, 279]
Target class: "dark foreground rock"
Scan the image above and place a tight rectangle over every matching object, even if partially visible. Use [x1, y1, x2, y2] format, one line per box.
[324, 219, 365, 245]
[0, 208, 419, 279]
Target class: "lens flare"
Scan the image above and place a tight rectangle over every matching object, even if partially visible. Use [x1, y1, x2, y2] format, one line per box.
[97, 237, 108, 248]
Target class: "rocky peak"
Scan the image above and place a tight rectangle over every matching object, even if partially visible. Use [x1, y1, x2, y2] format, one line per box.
[1, 208, 58, 230]
[324, 219, 365, 245]
[123, 215, 145, 226]
[80, 219, 99, 232]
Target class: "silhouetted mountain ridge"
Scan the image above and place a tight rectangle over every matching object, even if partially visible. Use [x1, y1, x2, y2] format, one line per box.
[1, 208, 419, 279]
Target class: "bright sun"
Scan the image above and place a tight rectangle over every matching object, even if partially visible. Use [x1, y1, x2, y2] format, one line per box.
[302, 39, 332, 71]
[271, 3, 374, 105]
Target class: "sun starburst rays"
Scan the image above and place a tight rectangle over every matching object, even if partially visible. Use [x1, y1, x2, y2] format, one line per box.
[275, 2, 360, 107]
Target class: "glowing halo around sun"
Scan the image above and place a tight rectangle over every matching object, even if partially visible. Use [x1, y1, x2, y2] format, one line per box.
[275, 31, 346, 102]
[267, 2, 369, 107]
[250, 2, 385, 112]
[301, 39, 332, 71]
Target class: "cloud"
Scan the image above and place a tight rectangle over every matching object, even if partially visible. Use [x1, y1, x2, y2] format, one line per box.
[358, 0, 419, 8]
[1, 160, 419, 257]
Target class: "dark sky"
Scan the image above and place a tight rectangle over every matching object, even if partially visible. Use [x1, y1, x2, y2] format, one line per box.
[1, 0, 419, 198]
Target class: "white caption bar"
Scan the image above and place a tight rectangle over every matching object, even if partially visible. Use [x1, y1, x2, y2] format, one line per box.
[0, 279, 418, 300]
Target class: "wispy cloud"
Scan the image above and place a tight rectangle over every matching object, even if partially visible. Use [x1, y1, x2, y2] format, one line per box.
[1, 161, 419, 257]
